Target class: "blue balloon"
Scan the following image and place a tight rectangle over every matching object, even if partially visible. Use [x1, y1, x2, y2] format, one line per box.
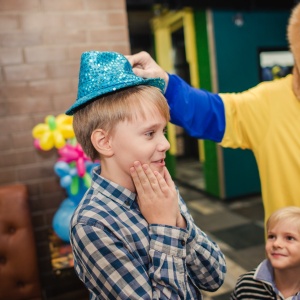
[59, 197, 77, 208]
[52, 198, 77, 242]
[60, 175, 72, 189]
[54, 161, 70, 177]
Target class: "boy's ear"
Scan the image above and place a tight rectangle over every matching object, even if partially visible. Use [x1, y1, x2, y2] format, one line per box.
[91, 129, 114, 157]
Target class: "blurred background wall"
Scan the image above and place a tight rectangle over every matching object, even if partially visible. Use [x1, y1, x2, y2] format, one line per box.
[0, 0, 130, 298]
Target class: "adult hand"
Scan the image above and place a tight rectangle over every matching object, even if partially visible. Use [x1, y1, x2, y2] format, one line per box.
[130, 161, 183, 227]
[125, 51, 169, 87]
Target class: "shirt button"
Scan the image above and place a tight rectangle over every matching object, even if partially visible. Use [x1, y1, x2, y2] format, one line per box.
[125, 200, 130, 206]
[181, 240, 186, 246]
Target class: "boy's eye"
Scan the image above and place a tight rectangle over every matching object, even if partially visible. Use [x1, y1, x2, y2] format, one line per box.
[145, 131, 154, 137]
[267, 234, 275, 240]
[286, 235, 295, 241]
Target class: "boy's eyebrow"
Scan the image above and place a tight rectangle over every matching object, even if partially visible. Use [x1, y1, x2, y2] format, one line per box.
[268, 229, 300, 235]
[139, 122, 167, 129]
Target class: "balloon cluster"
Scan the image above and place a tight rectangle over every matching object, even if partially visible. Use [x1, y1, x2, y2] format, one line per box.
[32, 114, 99, 242]
[32, 114, 74, 151]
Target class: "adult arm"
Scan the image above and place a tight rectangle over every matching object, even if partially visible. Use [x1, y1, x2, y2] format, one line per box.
[165, 74, 225, 142]
[127, 51, 226, 142]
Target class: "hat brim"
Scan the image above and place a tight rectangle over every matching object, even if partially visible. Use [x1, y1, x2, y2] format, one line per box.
[65, 77, 165, 115]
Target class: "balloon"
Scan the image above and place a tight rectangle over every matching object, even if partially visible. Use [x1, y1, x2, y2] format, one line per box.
[54, 161, 70, 178]
[32, 113, 100, 243]
[58, 142, 92, 177]
[70, 175, 79, 195]
[55, 114, 74, 139]
[54, 160, 99, 204]
[32, 114, 75, 151]
[33, 139, 42, 150]
[52, 198, 77, 242]
[77, 157, 85, 177]
[54, 161, 77, 193]
[59, 197, 77, 208]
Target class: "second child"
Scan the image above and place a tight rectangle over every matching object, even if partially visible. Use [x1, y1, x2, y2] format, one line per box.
[230, 206, 300, 299]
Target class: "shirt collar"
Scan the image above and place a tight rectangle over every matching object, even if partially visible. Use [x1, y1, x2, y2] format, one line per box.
[255, 259, 300, 299]
[91, 165, 136, 207]
[254, 259, 274, 284]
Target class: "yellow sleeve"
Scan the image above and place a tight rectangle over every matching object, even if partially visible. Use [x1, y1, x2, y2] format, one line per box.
[219, 80, 276, 150]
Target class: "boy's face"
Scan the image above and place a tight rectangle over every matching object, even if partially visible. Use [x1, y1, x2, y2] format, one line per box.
[265, 219, 300, 271]
[110, 106, 170, 180]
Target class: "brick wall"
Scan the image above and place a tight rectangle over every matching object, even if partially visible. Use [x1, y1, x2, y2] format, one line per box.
[0, 0, 130, 298]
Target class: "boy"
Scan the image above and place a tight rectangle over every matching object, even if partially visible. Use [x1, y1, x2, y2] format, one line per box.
[230, 206, 300, 299]
[65, 51, 226, 299]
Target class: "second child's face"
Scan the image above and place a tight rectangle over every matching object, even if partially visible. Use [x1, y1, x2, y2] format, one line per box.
[110, 106, 170, 181]
[265, 220, 300, 271]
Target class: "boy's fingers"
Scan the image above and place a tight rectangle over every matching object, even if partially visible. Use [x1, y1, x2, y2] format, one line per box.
[132, 162, 155, 197]
[142, 164, 160, 191]
[163, 167, 175, 189]
[133, 162, 150, 187]
[155, 173, 169, 193]
[130, 166, 144, 193]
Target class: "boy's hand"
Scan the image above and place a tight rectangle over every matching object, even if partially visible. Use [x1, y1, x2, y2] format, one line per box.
[130, 161, 186, 229]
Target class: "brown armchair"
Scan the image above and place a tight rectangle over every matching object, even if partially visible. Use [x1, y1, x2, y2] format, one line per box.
[0, 184, 42, 300]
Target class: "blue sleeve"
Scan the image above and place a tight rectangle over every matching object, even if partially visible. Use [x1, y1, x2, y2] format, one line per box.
[164, 74, 226, 142]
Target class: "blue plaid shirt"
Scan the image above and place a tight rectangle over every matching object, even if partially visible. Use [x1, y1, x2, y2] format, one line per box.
[70, 166, 226, 299]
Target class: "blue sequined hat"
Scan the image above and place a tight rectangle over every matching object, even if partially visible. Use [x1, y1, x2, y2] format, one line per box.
[65, 51, 166, 115]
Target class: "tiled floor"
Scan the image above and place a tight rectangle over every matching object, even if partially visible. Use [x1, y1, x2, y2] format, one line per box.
[174, 159, 266, 299]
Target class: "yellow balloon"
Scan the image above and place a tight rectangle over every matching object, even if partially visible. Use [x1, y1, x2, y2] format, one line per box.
[60, 125, 75, 139]
[56, 114, 75, 139]
[32, 114, 75, 151]
[40, 131, 54, 151]
[53, 130, 66, 149]
[32, 124, 48, 139]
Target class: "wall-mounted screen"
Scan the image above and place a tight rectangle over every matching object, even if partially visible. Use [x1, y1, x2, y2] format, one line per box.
[258, 48, 294, 81]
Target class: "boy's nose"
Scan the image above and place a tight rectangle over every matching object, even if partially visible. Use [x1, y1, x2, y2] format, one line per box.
[157, 135, 170, 151]
[272, 238, 283, 248]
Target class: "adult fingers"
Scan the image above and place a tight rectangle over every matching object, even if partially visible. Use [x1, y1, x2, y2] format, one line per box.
[132, 67, 152, 78]
[125, 51, 150, 68]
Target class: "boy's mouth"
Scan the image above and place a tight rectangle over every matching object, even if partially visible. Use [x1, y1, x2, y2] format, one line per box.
[271, 252, 286, 257]
[152, 158, 165, 165]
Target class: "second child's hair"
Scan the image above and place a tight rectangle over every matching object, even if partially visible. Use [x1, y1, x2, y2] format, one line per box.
[266, 206, 300, 230]
[73, 85, 170, 161]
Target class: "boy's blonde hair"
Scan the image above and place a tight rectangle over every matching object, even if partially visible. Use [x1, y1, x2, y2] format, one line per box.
[266, 206, 300, 231]
[73, 85, 170, 161]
